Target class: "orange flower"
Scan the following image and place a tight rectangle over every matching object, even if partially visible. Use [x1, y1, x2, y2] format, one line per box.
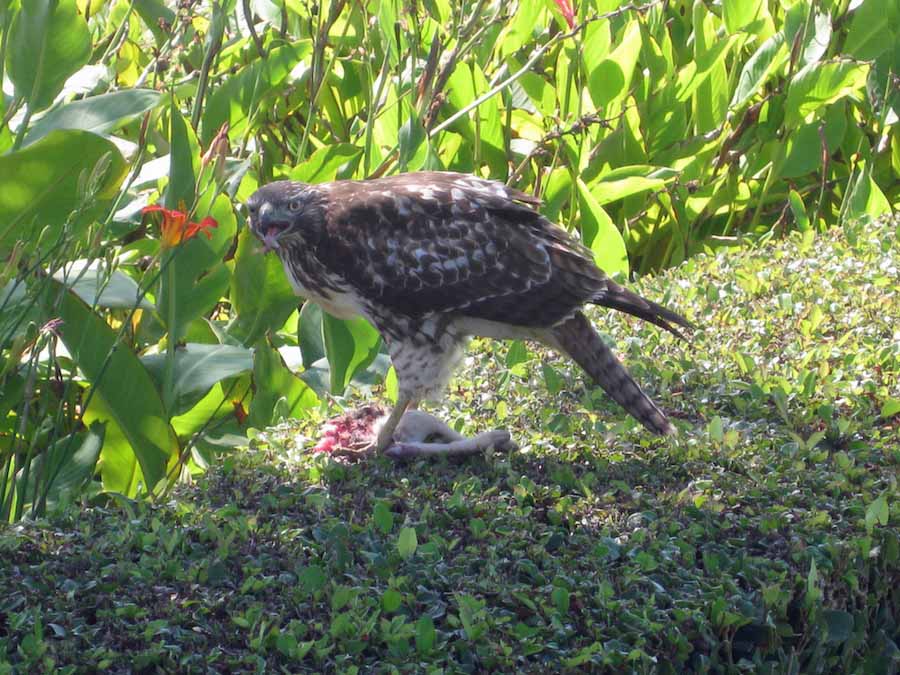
[142, 204, 218, 248]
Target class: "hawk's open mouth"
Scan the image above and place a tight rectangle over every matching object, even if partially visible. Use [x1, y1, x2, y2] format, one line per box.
[261, 223, 288, 252]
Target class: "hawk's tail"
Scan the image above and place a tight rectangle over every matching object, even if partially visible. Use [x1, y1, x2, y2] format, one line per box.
[592, 280, 693, 341]
[552, 312, 675, 435]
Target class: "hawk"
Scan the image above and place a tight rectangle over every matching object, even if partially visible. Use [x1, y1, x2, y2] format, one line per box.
[246, 172, 690, 457]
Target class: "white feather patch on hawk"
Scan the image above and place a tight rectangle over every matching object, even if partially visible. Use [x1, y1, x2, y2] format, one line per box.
[246, 171, 691, 447]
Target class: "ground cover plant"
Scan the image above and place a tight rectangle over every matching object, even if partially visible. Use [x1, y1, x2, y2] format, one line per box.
[1, 0, 897, 518]
[0, 0, 898, 670]
[2, 221, 898, 672]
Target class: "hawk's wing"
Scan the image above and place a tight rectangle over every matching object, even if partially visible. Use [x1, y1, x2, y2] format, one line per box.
[315, 172, 689, 335]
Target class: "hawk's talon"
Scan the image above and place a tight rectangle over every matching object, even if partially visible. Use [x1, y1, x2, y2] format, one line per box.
[313, 407, 516, 461]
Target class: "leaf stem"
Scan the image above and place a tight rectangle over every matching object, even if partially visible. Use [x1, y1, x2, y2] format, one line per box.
[163, 250, 177, 415]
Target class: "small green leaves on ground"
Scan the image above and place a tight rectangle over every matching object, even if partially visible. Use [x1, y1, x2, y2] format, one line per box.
[2, 221, 897, 672]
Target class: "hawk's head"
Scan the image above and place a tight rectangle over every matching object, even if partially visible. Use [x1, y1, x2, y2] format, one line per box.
[245, 180, 322, 252]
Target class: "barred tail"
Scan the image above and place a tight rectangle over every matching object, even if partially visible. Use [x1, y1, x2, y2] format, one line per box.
[552, 311, 675, 435]
[593, 279, 693, 341]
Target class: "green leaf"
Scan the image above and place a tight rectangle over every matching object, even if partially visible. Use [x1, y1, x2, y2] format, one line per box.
[247, 340, 319, 428]
[298, 302, 326, 369]
[53, 260, 153, 310]
[228, 229, 298, 346]
[0, 130, 127, 256]
[299, 565, 327, 595]
[551, 586, 570, 614]
[50, 284, 177, 493]
[7, 0, 92, 111]
[289, 144, 363, 184]
[15, 423, 104, 513]
[844, 0, 898, 61]
[589, 166, 675, 205]
[722, 0, 764, 34]
[865, 494, 890, 534]
[382, 589, 402, 613]
[784, 61, 869, 128]
[781, 105, 847, 179]
[499, 0, 544, 57]
[457, 594, 486, 640]
[843, 165, 891, 227]
[675, 34, 741, 103]
[576, 179, 628, 277]
[166, 102, 199, 210]
[730, 34, 786, 109]
[397, 527, 418, 559]
[24, 89, 162, 146]
[158, 194, 236, 341]
[588, 21, 641, 109]
[506, 340, 529, 368]
[373, 501, 394, 534]
[881, 398, 900, 419]
[141, 343, 253, 415]
[822, 609, 854, 644]
[132, 0, 176, 45]
[201, 40, 311, 146]
[415, 615, 435, 654]
[801, 11, 832, 66]
[322, 313, 382, 394]
[788, 190, 810, 231]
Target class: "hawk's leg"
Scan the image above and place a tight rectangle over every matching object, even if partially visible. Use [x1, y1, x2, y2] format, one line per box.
[374, 394, 413, 453]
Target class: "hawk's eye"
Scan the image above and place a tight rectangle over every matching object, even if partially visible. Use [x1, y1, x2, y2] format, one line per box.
[289, 200, 302, 212]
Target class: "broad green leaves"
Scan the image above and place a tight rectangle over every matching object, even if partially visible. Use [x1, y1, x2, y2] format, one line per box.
[577, 179, 628, 277]
[229, 230, 299, 346]
[248, 341, 319, 428]
[722, 0, 765, 35]
[2, 0, 898, 523]
[0, 130, 127, 256]
[7, 0, 91, 111]
[844, 0, 898, 60]
[51, 285, 178, 494]
[141, 343, 253, 415]
[289, 144, 363, 184]
[731, 35, 786, 109]
[201, 40, 311, 146]
[24, 90, 163, 146]
[322, 313, 382, 394]
[53, 260, 153, 310]
[785, 61, 869, 128]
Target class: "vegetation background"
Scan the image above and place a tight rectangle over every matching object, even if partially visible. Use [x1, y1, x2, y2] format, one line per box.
[0, 0, 897, 670]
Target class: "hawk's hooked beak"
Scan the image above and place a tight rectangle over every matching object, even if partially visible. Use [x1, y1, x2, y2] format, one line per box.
[257, 206, 289, 253]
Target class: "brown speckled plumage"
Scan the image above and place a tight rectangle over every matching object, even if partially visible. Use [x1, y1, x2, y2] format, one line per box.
[246, 171, 690, 437]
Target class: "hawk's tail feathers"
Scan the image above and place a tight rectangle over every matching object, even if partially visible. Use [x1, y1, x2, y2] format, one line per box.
[593, 280, 693, 341]
[552, 312, 675, 436]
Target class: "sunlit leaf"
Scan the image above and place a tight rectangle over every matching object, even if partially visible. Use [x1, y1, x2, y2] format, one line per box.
[53, 260, 153, 310]
[0, 131, 127, 256]
[844, 0, 898, 61]
[229, 229, 298, 346]
[24, 89, 162, 146]
[576, 179, 628, 277]
[784, 61, 869, 128]
[7, 0, 92, 111]
[50, 284, 178, 494]
[289, 144, 363, 184]
[322, 313, 382, 394]
[141, 343, 254, 415]
[248, 339, 319, 428]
